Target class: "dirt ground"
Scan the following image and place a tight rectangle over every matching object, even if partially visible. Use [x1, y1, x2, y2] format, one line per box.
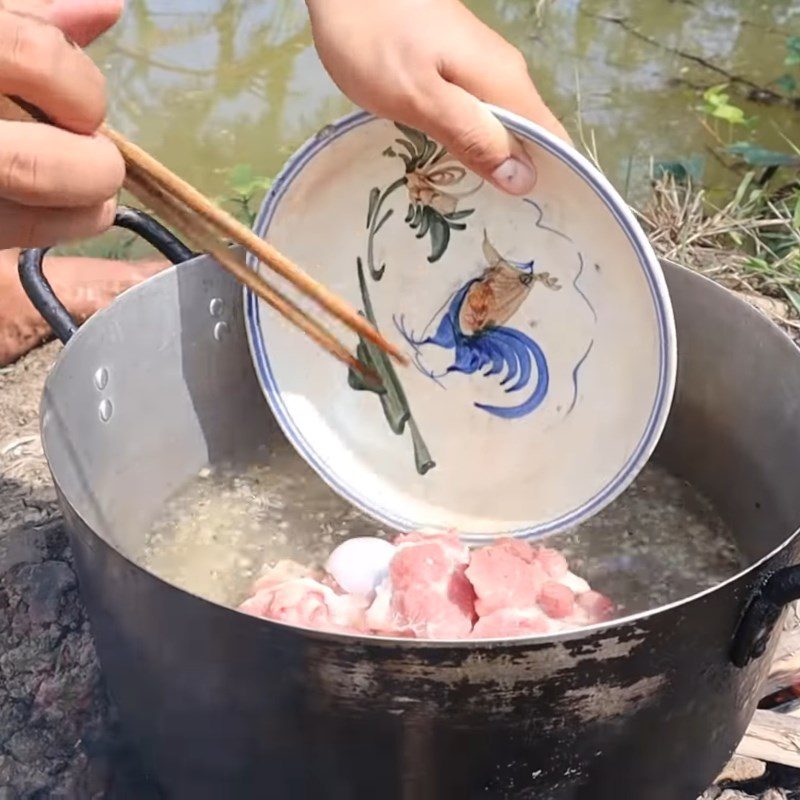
[0, 343, 158, 799]
[0, 342, 798, 799]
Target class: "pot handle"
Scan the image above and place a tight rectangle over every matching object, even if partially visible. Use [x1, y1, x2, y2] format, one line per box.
[19, 206, 194, 344]
[731, 565, 800, 667]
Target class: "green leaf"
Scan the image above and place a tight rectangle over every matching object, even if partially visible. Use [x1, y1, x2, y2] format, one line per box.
[654, 157, 705, 183]
[732, 171, 755, 206]
[240, 178, 272, 196]
[394, 123, 427, 156]
[726, 142, 800, 167]
[408, 417, 436, 475]
[394, 138, 417, 162]
[373, 208, 394, 236]
[227, 163, 254, 190]
[352, 260, 419, 443]
[427, 215, 451, 263]
[711, 104, 746, 124]
[444, 208, 475, 221]
[223, 164, 273, 199]
[786, 35, 800, 66]
[415, 206, 433, 239]
[348, 344, 385, 394]
[418, 139, 438, 169]
[408, 203, 424, 229]
[430, 146, 449, 166]
[782, 286, 800, 318]
[793, 192, 800, 230]
[703, 84, 730, 106]
[776, 73, 798, 94]
[367, 187, 380, 227]
[745, 257, 770, 273]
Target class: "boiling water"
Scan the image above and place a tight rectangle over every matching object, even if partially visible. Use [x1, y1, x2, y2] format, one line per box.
[141, 436, 745, 616]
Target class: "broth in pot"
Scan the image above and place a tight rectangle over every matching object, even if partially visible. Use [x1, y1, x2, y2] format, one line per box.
[141, 433, 744, 625]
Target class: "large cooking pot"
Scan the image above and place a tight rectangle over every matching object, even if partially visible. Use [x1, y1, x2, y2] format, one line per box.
[20, 209, 800, 799]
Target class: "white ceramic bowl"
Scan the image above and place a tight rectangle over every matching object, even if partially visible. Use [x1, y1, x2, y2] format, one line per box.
[245, 106, 676, 541]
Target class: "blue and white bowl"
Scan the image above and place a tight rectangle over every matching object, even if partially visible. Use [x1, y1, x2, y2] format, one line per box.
[245, 107, 676, 541]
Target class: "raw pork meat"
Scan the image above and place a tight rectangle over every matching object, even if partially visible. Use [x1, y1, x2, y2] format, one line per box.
[239, 531, 614, 640]
[240, 561, 369, 634]
[366, 531, 475, 638]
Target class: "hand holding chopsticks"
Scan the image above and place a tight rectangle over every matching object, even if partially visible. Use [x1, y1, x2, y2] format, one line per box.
[0, 93, 406, 380]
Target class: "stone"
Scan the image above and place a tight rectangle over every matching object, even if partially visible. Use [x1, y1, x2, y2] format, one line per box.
[715, 756, 768, 785]
[22, 561, 76, 625]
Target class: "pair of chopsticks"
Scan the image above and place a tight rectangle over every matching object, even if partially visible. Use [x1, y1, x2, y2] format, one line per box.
[0, 94, 406, 380]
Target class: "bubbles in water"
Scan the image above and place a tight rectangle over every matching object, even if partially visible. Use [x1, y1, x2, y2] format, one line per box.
[138, 436, 745, 615]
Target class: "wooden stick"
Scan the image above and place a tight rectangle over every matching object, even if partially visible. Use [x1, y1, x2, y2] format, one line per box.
[737, 709, 800, 768]
[125, 168, 380, 382]
[100, 124, 408, 367]
[763, 625, 800, 697]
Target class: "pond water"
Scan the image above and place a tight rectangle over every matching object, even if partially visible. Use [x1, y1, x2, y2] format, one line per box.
[87, 0, 799, 229]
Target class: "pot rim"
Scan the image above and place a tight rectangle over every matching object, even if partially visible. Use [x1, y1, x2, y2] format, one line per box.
[39, 259, 800, 649]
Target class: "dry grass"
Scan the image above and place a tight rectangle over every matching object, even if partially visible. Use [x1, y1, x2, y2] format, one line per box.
[635, 171, 800, 337]
[571, 73, 800, 336]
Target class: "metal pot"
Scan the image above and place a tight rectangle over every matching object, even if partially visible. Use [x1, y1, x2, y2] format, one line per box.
[21, 209, 800, 799]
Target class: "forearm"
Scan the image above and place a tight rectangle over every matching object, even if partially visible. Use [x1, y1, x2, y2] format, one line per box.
[0, 248, 166, 366]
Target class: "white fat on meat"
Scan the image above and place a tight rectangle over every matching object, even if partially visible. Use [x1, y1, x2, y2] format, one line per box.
[558, 571, 591, 595]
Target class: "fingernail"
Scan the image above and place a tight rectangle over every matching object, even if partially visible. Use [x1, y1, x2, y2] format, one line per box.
[491, 157, 536, 195]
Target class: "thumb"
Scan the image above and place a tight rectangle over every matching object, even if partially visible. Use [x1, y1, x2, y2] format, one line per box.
[5, 0, 124, 46]
[415, 80, 537, 196]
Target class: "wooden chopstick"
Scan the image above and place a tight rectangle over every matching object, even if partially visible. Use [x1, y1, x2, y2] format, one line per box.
[125, 168, 380, 382]
[99, 125, 408, 367]
[0, 94, 407, 374]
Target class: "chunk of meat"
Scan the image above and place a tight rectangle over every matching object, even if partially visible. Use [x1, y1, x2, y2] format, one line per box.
[240, 530, 615, 640]
[239, 578, 369, 634]
[558, 571, 591, 595]
[465, 538, 547, 616]
[535, 547, 569, 579]
[538, 581, 575, 619]
[471, 607, 553, 638]
[252, 559, 314, 593]
[393, 529, 469, 563]
[367, 532, 475, 638]
[576, 590, 615, 623]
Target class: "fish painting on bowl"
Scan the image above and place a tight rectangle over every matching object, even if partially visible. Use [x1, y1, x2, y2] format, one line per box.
[245, 108, 676, 541]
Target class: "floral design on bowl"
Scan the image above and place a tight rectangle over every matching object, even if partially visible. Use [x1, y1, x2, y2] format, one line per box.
[245, 108, 676, 541]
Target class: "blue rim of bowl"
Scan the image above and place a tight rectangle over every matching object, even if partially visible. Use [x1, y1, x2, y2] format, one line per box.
[245, 106, 677, 542]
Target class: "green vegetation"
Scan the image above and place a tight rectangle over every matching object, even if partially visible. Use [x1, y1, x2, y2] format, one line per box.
[639, 34, 799, 338]
[215, 164, 273, 227]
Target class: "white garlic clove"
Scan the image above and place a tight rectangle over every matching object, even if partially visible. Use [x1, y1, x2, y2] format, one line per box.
[325, 537, 397, 596]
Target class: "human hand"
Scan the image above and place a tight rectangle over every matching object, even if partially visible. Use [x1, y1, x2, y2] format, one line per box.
[306, 0, 570, 197]
[4, 0, 123, 46]
[0, 2, 125, 248]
